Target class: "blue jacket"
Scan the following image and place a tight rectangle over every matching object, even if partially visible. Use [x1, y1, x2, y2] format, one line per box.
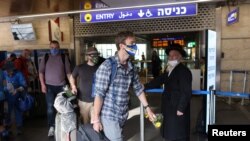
[3, 70, 27, 94]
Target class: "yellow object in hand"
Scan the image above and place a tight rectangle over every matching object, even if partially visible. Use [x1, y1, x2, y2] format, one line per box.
[144, 112, 149, 118]
[154, 122, 161, 128]
[153, 114, 163, 128]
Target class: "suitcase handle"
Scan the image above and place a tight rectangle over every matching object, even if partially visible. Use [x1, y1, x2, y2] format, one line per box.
[97, 130, 109, 141]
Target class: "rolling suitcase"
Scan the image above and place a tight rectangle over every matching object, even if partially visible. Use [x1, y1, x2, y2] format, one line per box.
[77, 123, 109, 141]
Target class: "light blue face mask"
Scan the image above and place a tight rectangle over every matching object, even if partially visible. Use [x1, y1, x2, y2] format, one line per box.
[50, 48, 60, 56]
[125, 44, 138, 56]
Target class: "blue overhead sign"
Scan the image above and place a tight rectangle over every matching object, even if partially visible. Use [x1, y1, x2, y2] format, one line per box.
[227, 7, 239, 25]
[80, 3, 197, 23]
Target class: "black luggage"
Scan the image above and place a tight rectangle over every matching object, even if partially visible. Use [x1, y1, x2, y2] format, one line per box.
[77, 124, 109, 141]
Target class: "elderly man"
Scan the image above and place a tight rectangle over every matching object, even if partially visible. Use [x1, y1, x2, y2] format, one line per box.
[145, 43, 192, 141]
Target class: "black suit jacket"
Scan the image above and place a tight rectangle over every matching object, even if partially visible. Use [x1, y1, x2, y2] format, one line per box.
[145, 63, 192, 140]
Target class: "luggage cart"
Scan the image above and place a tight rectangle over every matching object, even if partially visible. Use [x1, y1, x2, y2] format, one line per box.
[228, 70, 248, 105]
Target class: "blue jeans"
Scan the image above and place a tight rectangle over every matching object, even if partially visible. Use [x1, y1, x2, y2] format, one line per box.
[46, 84, 64, 127]
[6, 93, 23, 127]
[101, 117, 123, 141]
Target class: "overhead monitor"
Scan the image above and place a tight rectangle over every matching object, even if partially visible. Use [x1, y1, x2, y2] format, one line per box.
[152, 37, 185, 48]
[11, 23, 36, 41]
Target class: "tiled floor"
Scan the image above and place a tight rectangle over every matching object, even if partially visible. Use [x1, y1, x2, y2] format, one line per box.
[5, 94, 250, 141]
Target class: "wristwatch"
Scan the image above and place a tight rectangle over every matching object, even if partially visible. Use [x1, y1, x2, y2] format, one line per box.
[144, 105, 150, 110]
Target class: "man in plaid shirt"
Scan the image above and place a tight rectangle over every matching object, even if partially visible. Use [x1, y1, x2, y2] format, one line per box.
[92, 31, 155, 141]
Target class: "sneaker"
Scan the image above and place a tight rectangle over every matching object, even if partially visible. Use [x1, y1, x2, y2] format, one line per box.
[17, 127, 22, 135]
[48, 126, 54, 137]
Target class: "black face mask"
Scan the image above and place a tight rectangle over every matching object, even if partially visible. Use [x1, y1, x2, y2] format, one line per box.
[92, 56, 99, 65]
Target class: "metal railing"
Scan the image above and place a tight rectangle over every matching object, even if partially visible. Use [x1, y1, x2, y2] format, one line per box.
[221, 70, 250, 105]
[139, 89, 250, 141]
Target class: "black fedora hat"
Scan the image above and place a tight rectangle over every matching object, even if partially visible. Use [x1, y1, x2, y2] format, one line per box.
[165, 43, 187, 57]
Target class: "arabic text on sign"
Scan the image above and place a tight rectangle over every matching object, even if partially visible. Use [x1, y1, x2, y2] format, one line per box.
[119, 12, 133, 19]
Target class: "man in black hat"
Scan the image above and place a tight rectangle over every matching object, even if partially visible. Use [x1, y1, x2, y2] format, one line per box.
[145, 43, 192, 141]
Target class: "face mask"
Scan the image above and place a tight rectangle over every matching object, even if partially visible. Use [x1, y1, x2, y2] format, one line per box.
[167, 60, 179, 67]
[50, 48, 60, 56]
[125, 44, 137, 56]
[92, 56, 99, 65]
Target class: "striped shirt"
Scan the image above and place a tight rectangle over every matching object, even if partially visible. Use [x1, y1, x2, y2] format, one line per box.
[94, 55, 144, 125]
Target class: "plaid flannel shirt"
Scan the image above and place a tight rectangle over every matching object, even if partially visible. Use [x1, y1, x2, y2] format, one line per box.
[94, 55, 144, 125]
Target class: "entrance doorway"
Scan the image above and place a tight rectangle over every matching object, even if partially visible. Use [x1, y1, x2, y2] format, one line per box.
[81, 31, 203, 82]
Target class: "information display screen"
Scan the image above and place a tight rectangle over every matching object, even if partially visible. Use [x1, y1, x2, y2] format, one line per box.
[11, 23, 36, 40]
[152, 37, 185, 48]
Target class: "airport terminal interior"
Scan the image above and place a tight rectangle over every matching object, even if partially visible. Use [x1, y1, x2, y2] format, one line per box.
[0, 0, 250, 141]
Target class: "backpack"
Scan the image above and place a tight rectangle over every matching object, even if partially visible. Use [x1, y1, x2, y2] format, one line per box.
[91, 57, 117, 98]
[44, 53, 70, 85]
[91, 57, 134, 100]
